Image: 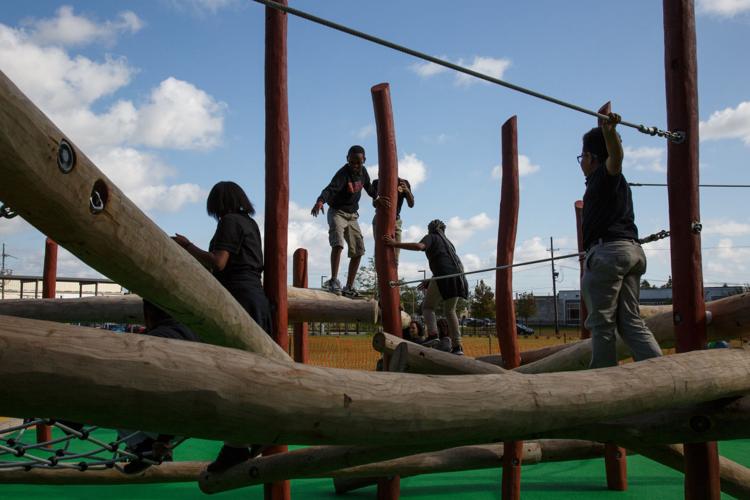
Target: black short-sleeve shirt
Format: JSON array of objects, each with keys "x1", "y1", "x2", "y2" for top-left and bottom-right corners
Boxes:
[
  {"x1": 209, "y1": 213, "x2": 264, "y2": 287},
  {"x1": 372, "y1": 178, "x2": 411, "y2": 218},
  {"x1": 419, "y1": 233, "x2": 469, "y2": 300},
  {"x1": 582, "y1": 165, "x2": 638, "y2": 250}
]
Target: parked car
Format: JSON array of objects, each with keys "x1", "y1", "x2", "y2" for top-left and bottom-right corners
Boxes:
[{"x1": 516, "y1": 323, "x2": 534, "y2": 336}]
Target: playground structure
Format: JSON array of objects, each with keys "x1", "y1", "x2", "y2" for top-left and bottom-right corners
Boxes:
[{"x1": 1, "y1": 1, "x2": 749, "y2": 500}]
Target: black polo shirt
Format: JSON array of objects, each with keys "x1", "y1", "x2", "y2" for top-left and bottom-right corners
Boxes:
[{"x1": 582, "y1": 164, "x2": 638, "y2": 251}]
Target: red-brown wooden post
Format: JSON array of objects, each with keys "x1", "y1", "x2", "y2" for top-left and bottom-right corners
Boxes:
[
  {"x1": 292, "y1": 248, "x2": 309, "y2": 363},
  {"x1": 371, "y1": 82, "x2": 401, "y2": 500},
  {"x1": 37, "y1": 237, "x2": 57, "y2": 444},
  {"x1": 593, "y1": 101, "x2": 629, "y2": 491},
  {"x1": 663, "y1": 2, "x2": 719, "y2": 498},
  {"x1": 263, "y1": 1, "x2": 290, "y2": 499},
  {"x1": 496, "y1": 116, "x2": 522, "y2": 500}
]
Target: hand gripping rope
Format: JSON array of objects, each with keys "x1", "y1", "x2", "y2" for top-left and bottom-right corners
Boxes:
[
  {"x1": 390, "y1": 230, "x2": 671, "y2": 288},
  {"x1": 253, "y1": 0, "x2": 685, "y2": 144}
]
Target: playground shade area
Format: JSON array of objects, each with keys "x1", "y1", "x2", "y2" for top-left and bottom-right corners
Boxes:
[{"x1": 1, "y1": 430, "x2": 747, "y2": 499}]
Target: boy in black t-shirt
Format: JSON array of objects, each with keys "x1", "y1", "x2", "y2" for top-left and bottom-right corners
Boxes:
[
  {"x1": 311, "y1": 145, "x2": 390, "y2": 297},
  {"x1": 578, "y1": 112, "x2": 662, "y2": 368}
]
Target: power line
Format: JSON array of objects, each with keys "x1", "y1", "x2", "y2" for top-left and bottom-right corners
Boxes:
[
  {"x1": 253, "y1": 0, "x2": 683, "y2": 143},
  {"x1": 630, "y1": 182, "x2": 750, "y2": 188}
]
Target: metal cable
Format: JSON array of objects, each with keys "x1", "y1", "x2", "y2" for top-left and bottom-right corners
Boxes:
[
  {"x1": 392, "y1": 230, "x2": 670, "y2": 287},
  {"x1": 630, "y1": 182, "x2": 750, "y2": 188},
  {"x1": 253, "y1": 0, "x2": 684, "y2": 143}
]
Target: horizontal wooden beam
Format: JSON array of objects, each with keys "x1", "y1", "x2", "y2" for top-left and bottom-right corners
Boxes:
[
  {"x1": 518, "y1": 293, "x2": 750, "y2": 373},
  {"x1": 0, "y1": 70, "x2": 287, "y2": 361},
  {"x1": 0, "y1": 461, "x2": 205, "y2": 484},
  {"x1": 3, "y1": 316, "x2": 750, "y2": 449},
  {"x1": 0, "y1": 288, "x2": 379, "y2": 325}
]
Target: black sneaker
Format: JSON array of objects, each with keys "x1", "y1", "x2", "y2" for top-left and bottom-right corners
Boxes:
[
  {"x1": 206, "y1": 445, "x2": 252, "y2": 473},
  {"x1": 451, "y1": 344, "x2": 465, "y2": 356},
  {"x1": 341, "y1": 286, "x2": 360, "y2": 298}
]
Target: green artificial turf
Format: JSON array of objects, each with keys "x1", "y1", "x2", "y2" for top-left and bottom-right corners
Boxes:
[{"x1": 1, "y1": 430, "x2": 747, "y2": 499}]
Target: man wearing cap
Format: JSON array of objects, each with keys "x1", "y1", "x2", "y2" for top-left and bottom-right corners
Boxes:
[
  {"x1": 579, "y1": 112, "x2": 662, "y2": 368},
  {"x1": 312, "y1": 145, "x2": 390, "y2": 297}
]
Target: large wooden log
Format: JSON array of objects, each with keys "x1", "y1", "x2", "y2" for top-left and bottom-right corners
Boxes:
[
  {"x1": 0, "y1": 288, "x2": 379, "y2": 325},
  {"x1": 0, "y1": 70, "x2": 287, "y2": 360},
  {"x1": 518, "y1": 293, "x2": 750, "y2": 374},
  {"x1": 330, "y1": 440, "x2": 605, "y2": 494},
  {"x1": 372, "y1": 332, "x2": 508, "y2": 375},
  {"x1": 0, "y1": 461, "x2": 206, "y2": 484},
  {"x1": 4, "y1": 316, "x2": 750, "y2": 449}
]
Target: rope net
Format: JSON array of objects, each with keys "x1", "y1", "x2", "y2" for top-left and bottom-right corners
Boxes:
[{"x1": 0, "y1": 418, "x2": 185, "y2": 472}]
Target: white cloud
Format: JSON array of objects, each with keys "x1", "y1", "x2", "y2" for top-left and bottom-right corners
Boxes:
[
  {"x1": 700, "y1": 101, "x2": 750, "y2": 145},
  {"x1": 92, "y1": 147, "x2": 204, "y2": 212},
  {"x1": 0, "y1": 17, "x2": 224, "y2": 215},
  {"x1": 623, "y1": 146, "x2": 666, "y2": 173},
  {"x1": 355, "y1": 123, "x2": 375, "y2": 139},
  {"x1": 0, "y1": 215, "x2": 32, "y2": 236},
  {"x1": 132, "y1": 77, "x2": 226, "y2": 150},
  {"x1": 703, "y1": 219, "x2": 750, "y2": 236},
  {"x1": 169, "y1": 0, "x2": 241, "y2": 14},
  {"x1": 24, "y1": 6, "x2": 143, "y2": 47},
  {"x1": 445, "y1": 213, "x2": 494, "y2": 245},
  {"x1": 410, "y1": 59, "x2": 449, "y2": 78},
  {"x1": 491, "y1": 154, "x2": 541, "y2": 179},
  {"x1": 367, "y1": 153, "x2": 428, "y2": 190},
  {"x1": 455, "y1": 56, "x2": 511, "y2": 87},
  {"x1": 697, "y1": 0, "x2": 750, "y2": 17},
  {"x1": 410, "y1": 55, "x2": 511, "y2": 87},
  {"x1": 705, "y1": 238, "x2": 750, "y2": 277}
]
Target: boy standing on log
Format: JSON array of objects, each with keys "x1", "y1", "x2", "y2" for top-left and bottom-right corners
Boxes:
[
  {"x1": 372, "y1": 176, "x2": 414, "y2": 266},
  {"x1": 311, "y1": 145, "x2": 390, "y2": 297},
  {"x1": 579, "y1": 112, "x2": 662, "y2": 368}
]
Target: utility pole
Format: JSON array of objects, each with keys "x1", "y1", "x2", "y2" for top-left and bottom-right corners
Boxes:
[
  {"x1": 1, "y1": 243, "x2": 18, "y2": 299},
  {"x1": 548, "y1": 237, "x2": 560, "y2": 339}
]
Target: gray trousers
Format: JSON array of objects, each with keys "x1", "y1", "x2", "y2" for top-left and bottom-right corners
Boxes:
[
  {"x1": 582, "y1": 240, "x2": 663, "y2": 368},
  {"x1": 423, "y1": 280, "x2": 461, "y2": 346}
]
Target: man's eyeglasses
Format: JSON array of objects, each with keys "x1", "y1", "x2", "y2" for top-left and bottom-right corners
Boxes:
[{"x1": 577, "y1": 152, "x2": 597, "y2": 165}]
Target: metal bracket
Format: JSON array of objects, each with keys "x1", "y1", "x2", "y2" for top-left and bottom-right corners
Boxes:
[
  {"x1": 57, "y1": 139, "x2": 76, "y2": 174},
  {"x1": 691, "y1": 221, "x2": 702, "y2": 234},
  {"x1": 0, "y1": 204, "x2": 18, "y2": 219}
]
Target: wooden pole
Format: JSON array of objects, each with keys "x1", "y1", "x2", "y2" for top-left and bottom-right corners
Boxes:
[
  {"x1": 371, "y1": 81, "x2": 401, "y2": 500},
  {"x1": 264, "y1": 0, "x2": 291, "y2": 497},
  {"x1": 4, "y1": 316, "x2": 750, "y2": 449},
  {"x1": 496, "y1": 116, "x2": 522, "y2": 500},
  {"x1": 293, "y1": 248, "x2": 309, "y2": 363},
  {"x1": 663, "y1": 2, "x2": 718, "y2": 497},
  {"x1": 0, "y1": 69, "x2": 288, "y2": 360},
  {"x1": 37, "y1": 237, "x2": 58, "y2": 444},
  {"x1": 0, "y1": 289, "x2": 379, "y2": 325}
]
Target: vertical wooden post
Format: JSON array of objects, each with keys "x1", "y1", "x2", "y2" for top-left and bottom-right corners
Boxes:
[
  {"x1": 292, "y1": 248, "x2": 309, "y2": 363},
  {"x1": 663, "y1": 1, "x2": 719, "y2": 498},
  {"x1": 37, "y1": 237, "x2": 57, "y2": 444},
  {"x1": 264, "y1": 1, "x2": 290, "y2": 499},
  {"x1": 371, "y1": 82, "x2": 401, "y2": 500},
  {"x1": 496, "y1": 116, "x2": 522, "y2": 500}
]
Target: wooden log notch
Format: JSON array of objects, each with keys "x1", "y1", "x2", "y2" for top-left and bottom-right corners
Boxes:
[
  {"x1": 371, "y1": 81, "x2": 401, "y2": 500},
  {"x1": 37, "y1": 237, "x2": 58, "y2": 445},
  {"x1": 496, "y1": 115, "x2": 522, "y2": 500},
  {"x1": 293, "y1": 248, "x2": 309, "y2": 363},
  {"x1": 663, "y1": 1, "x2": 719, "y2": 498},
  {"x1": 264, "y1": 0, "x2": 291, "y2": 497},
  {"x1": 0, "y1": 69, "x2": 288, "y2": 360}
]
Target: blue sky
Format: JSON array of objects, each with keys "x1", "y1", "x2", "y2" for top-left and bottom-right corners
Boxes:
[{"x1": 1, "y1": 0, "x2": 750, "y2": 296}]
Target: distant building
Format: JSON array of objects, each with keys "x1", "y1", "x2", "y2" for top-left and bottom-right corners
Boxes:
[
  {"x1": 0, "y1": 274, "x2": 123, "y2": 299},
  {"x1": 521, "y1": 285, "x2": 747, "y2": 327}
]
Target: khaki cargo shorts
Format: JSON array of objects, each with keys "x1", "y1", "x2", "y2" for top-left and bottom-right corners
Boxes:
[{"x1": 328, "y1": 209, "x2": 365, "y2": 258}]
